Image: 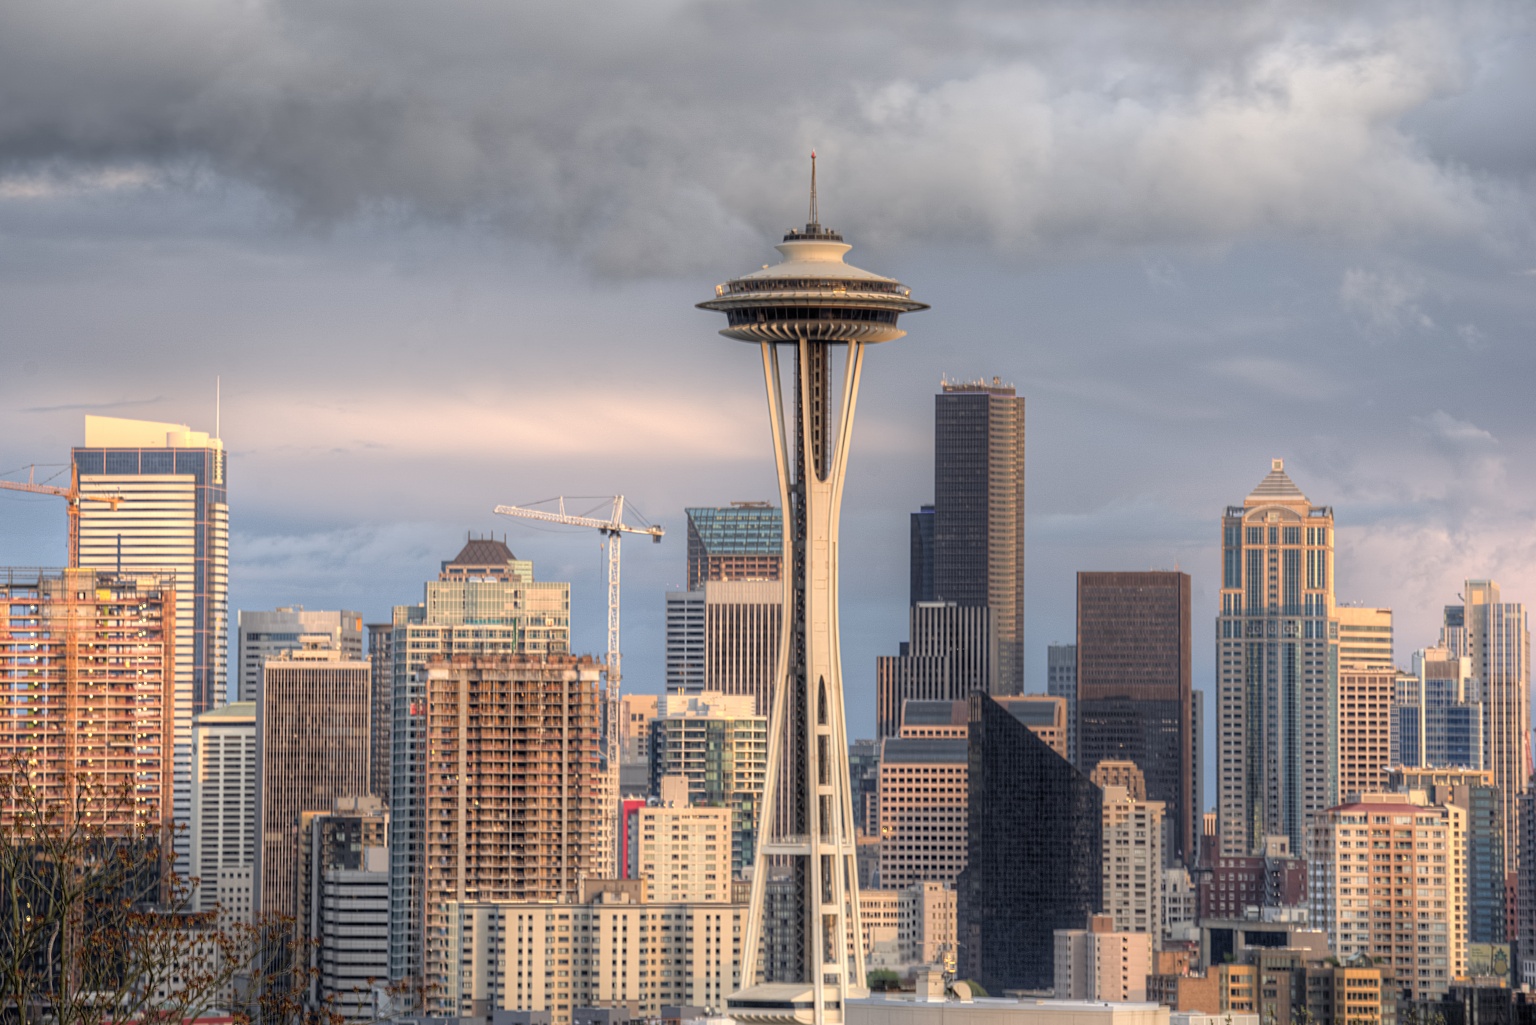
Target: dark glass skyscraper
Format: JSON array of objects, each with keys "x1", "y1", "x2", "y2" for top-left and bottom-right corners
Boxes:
[
  {"x1": 933, "y1": 379, "x2": 1025, "y2": 693},
  {"x1": 1076, "y1": 570, "x2": 1194, "y2": 866},
  {"x1": 909, "y1": 504, "x2": 934, "y2": 604},
  {"x1": 958, "y1": 693, "x2": 1101, "y2": 994}
]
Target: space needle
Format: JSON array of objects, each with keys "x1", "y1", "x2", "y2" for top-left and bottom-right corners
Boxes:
[{"x1": 698, "y1": 155, "x2": 927, "y2": 1025}]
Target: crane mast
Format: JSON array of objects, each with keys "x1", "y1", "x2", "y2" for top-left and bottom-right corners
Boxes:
[
  {"x1": 0, "y1": 465, "x2": 122, "y2": 568},
  {"x1": 493, "y1": 495, "x2": 664, "y2": 875}
]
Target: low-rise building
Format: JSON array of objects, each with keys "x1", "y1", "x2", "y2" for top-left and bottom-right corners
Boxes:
[{"x1": 1054, "y1": 914, "x2": 1154, "y2": 1003}]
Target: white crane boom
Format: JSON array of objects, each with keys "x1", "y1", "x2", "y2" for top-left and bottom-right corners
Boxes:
[{"x1": 493, "y1": 496, "x2": 663, "y2": 877}]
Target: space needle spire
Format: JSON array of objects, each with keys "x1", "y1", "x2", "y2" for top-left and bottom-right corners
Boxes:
[{"x1": 699, "y1": 157, "x2": 928, "y2": 1025}]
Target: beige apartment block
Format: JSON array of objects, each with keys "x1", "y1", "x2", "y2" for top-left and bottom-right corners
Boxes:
[
  {"x1": 1100, "y1": 782, "x2": 1165, "y2": 942},
  {"x1": 877, "y1": 735, "x2": 968, "y2": 888},
  {"x1": 632, "y1": 780, "x2": 732, "y2": 903},
  {"x1": 1054, "y1": 914, "x2": 1154, "y2": 1003},
  {"x1": 856, "y1": 881, "x2": 957, "y2": 970},
  {"x1": 437, "y1": 880, "x2": 745, "y2": 1024},
  {"x1": 1307, "y1": 792, "x2": 1466, "y2": 1000},
  {"x1": 421, "y1": 654, "x2": 604, "y2": 1008},
  {"x1": 1336, "y1": 606, "x2": 1395, "y2": 800}
]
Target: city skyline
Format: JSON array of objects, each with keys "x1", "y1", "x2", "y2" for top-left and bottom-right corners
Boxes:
[{"x1": 2, "y1": 4, "x2": 1535, "y2": 750}]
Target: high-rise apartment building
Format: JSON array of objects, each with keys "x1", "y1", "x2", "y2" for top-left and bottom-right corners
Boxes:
[
  {"x1": 1392, "y1": 647, "x2": 1482, "y2": 770},
  {"x1": 932, "y1": 379, "x2": 1025, "y2": 694},
  {"x1": 72, "y1": 415, "x2": 228, "y2": 869},
  {"x1": 1217, "y1": 460, "x2": 1336, "y2": 857},
  {"x1": 1094, "y1": 762, "x2": 1164, "y2": 941},
  {"x1": 0, "y1": 567, "x2": 175, "y2": 831},
  {"x1": 255, "y1": 643, "x2": 371, "y2": 922},
  {"x1": 1442, "y1": 581, "x2": 1529, "y2": 871},
  {"x1": 959, "y1": 693, "x2": 1101, "y2": 994},
  {"x1": 875, "y1": 603, "x2": 997, "y2": 739},
  {"x1": 1047, "y1": 643, "x2": 1078, "y2": 766},
  {"x1": 684, "y1": 503, "x2": 782, "y2": 591},
  {"x1": 630, "y1": 783, "x2": 733, "y2": 903},
  {"x1": 420, "y1": 654, "x2": 604, "y2": 1005},
  {"x1": 1309, "y1": 792, "x2": 1466, "y2": 1001},
  {"x1": 647, "y1": 692, "x2": 766, "y2": 876},
  {"x1": 301, "y1": 796, "x2": 389, "y2": 1022},
  {"x1": 190, "y1": 700, "x2": 256, "y2": 916},
  {"x1": 1386, "y1": 767, "x2": 1504, "y2": 945},
  {"x1": 1076, "y1": 570, "x2": 1193, "y2": 866},
  {"x1": 365, "y1": 622, "x2": 393, "y2": 803},
  {"x1": 387, "y1": 537, "x2": 570, "y2": 991},
  {"x1": 878, "y1": 733, "x2": 968, "y2": 889},
  {"x1": 1334, "y1": 607, "x2": 1395, "y2": 800},
  {"x1": 236, "y1": 607, "x2": 363, "y2": 704}
]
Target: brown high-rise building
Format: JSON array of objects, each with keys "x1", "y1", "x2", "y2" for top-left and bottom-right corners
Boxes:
[
  {"x1": 255, "y1": 643, "x2": 371, "y2": 922},
  {"x1": 1076, "y1": 570, "x2": 1193, "y2": 867},
  {"x1": 0, "y1": 567, "x2": 175, "y2": 831},
  {"x1": 421, "y1": 654, "x2": 604, "y2": 1010},
  {"x1": 933, "y1": 379, "x2": 1025, "y2": 694}
]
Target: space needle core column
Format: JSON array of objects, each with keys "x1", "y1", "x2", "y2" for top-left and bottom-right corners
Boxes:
[{"x1": 698, "y1": 156, "x2": 927, "y2": 1025}]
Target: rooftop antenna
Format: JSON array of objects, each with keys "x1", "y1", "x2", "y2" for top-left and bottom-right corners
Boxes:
[
  {"x1": 808, "y1": 150, "x2": 818, "y2": 230},
  {"x1": 215, "y1": 376, "x2": 221, "y2": 439}
]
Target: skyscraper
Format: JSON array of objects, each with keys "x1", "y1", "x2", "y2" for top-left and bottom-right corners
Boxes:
[
  {"x1": 1047, "y1": 643, "x2": 1078, "y2": 766},
  {"x1": 909, "y1": 505, "x2": 934, "y2": 605},
  {"x1": 190, "y1": 700, "x2": 256, "y2": 917},
  {"x1": 958, "y1": 693, "x2": 1101, "y2": 994},
  {"x1": 72, "y1": 415, "x2": 228, "y2": 867},
  {"x1": 932, "y1": 379, "x2": 1025, "y2": 694},
  {"x1": 1216, "y1": 460, "x2": 1336, "y2": 857},
  {"x1": 1443, "y1": 580, "x2": 1529, "y2": 872},
  {"x1": 875, "y1": 603, "x2": 997, "y2": 739},
  {"x1": 666, "y1": 580, "x2": 783, "y2": 713},
  {"x1": 386, "y1": 537, "x2": 570, "y2": 992},
  {"x1": 1392, "y1": 645, "x2": 1482, "y2": 770},
  {"x1": 255, "y1": 642, "x2": 371, "y2": 922},
  {"x1": 0, "y1": 567, "x2": 175, "y2": 831},
  {"x1": 1334, "y1": 606, "x2": 1394, "y2": 800},
  {"x1": 1076, "y1": 571, "x2": 1194, "y2": 866},
  {"x1": 236, "y1": 607, "x2": 363, "y2": 704},
  {"x1": 301, "y1": 796, "x2": 389, "y2": 1023},
  {"x1": 698, "y1": 164, "x2": 927, "y2": 1023},
  {"x1": 685, "y1": 503, "x2": 782, "y2": 590}
]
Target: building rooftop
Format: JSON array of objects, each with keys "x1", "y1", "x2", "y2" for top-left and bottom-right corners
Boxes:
[
  {"x1": 195, "y1": 701, "x2": 256, "y2": 722},
  {"x1": 880, "y1": 737, "x2": 968, "y2": 764},
  {"x1": 996, "y1": 695, "x2": 1064, "y2": 727},
  {"x1": 900, "y1": 699, "x2": 967, "y2": 726},
  {"x1": 1245, "y1": 459, "x2": 1308, "y2": 504},
  {"x1": 685, "y1": 505, "x2": 782, "y2": 556},
  {"x1": 445, "y1": 537, "x2": 518, "y2": 567}
]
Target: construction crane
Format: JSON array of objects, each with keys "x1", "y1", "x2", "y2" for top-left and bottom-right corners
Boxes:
[
  {"x1": 0, "y1": 465, "x2": 122, "y2": 568},
  {"x1": 493, "y1": 494, "x2": 662, "y2": 740}
]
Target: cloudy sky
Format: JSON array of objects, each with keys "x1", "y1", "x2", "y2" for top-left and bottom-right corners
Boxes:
[{"x1": 2, "y1": 0, "x2": 1534, "y2": 760}]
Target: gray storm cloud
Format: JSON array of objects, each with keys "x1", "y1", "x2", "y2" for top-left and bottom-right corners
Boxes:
[{"x1": 0, "y1": 0, "x2": 1527, "y2": 274}]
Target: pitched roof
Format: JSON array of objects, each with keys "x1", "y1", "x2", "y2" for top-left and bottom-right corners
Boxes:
[
  {"x1": 447, "y1": 537, "x2": 517, "y2": 566},
  {"x1": 1247, "y1": 459, "x2": 1308, "y2": 504}
]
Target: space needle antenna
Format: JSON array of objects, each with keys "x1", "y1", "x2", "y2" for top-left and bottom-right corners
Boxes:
[{"x1": 808, "y1": 150, "x2": 818, "y2": 230}]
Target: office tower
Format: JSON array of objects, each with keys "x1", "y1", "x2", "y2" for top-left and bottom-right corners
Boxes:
[
  {"x1": 648, "y1": 692, "x2": 767, "y2": 877},
  {"x1": 631, "y1": 779, "x2": 733, "y2": 902},
  {"x1": 1443, "y1": 581, "x2": 1529, "y2": 871},
  {"x1": 665, "y1": 590, "x2": 706, "y2": 693},
  {"x1": 1193, "y1": 834, "x2": 1308, "y2": 921},
  {"x1": 932, "y1": 378, "x2": 1026, "y2": 695},
  {"x1": 1190, "y1": 688, "x2": 1203, "y2": 860},
  {"x1": 667, "y1": 580, "x2": 782, "y2": 714},
  {"x1": 1334, "y1": 606, "x2": 1394, "y2": 800},
  {"x1": 993, "y1": 695, "x2": 1070, "y2": 758},
  {"x1": 365, "y1": 623, "x2": 393, "y2": 803},
  {"x1": 302, "y1": 796, "x2": 389, "y2": 1022},
  {"x1": 848, "y1": 739, "x2": 880, "y2": 837},
  {"x1": 255, "y1": 643, "x2": 371, "y2": 922},
  {"x1": 1097, "y1": 776, "x2": 1165, "y2": 941},
  {"x1": 1519, "y1": 788, "x2": 1536, "y2": 987},
  {"x1": 420, "y1": 654, "x2": 603, "y2": 1004},
  {"x1": 236, "y1": 607, "x2": 363, "y2": 704},
  {"x1": 190, "y1": 700, "x2": 256, "y2": 917},
  {"x1": 387, "y1": 537, "x2": 570, "y2": 992},
  {"x1": 1392, "y1": 647, "x2": 1482, "y2": 769},
  {"x1": 698, "y1": 171, "x2": 927, "y2": 1023},
  {"x1": 620, "y1": 693, "x2": 659, "y2": 794},
  {"x1": 875, "y1": 603, "x2": 997, "y2": 739},
  {"x1": 877, "y1": 731, "x2": 968, "y2": 889},
  {"x1": 958, "y1": 693, "x2": 1102, "y2": 994},
  {"x1": 0, "y1": 567, "x2": 175, "y2": 830},
  {"x1": 1387, "y1": 767, "x2": 1503, "y2": 946},
  {"x1": 72, "y1": 415, "x2": 228, "y2": 869},
  {"x1": 1047, "y1": 643, "x2": 1077, "y2": 766},
  {"x1": 909, "y1": 505, "x2": 934, "y2": 605},
  {"x1": 1308, "y1": 792, "x2": 1466, "y2": 1001},
  {"x1": 438, "y1": 880, "x2": 747, "y2": 1025},
  {"x1": 1076, "y1": 570, "x2": 1194, "y2": 866},
  {"x1": 1053, "y1": 915, "x2": 1153, "y2": 1002},
  {"x1": 685, "y1": 503, "x2": 782, "y2": 591},
  {"x1": 1217, "y1": 460, "x2": 1336, "y2": 857}
]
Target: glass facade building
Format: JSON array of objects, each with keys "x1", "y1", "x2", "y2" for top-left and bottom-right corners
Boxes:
[
  {"x1": 958, "y1": 693, "x2": 1101, "y2": 994},
  {"x1": 684, "y1": 503, "x2": 782, "y2": 591}
]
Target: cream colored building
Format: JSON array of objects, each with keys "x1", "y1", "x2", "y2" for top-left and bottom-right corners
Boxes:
[
  {"x1": 1100, "y1": 784, "x2": 1164, "y2": 943},
  {"x1": 1335, "y1": 606, "x2": 1395, "y2": 800},
  {"x1": 857, "y1": 882, "x2": 957, "y2": 970},
  {"x1": 851, "y1": 995, "x2": 1167, "y2": 1025},
  {"x1": 877, "y1": 737, "x2": 968, "y2": 888},
  {"x1": 1307, "y1": 791, "x2": 1466, "y2": 1000},
  {"x1": 1054, "y1": 915, "x2": 1154, "y2": 1003},
  {"x1": 190, "y1": 701, "x2": 256, "y2": 917},
  {"x1": 631, "y1": 778, "x2": 732, "y2": 903},
  {"x1": 437, "y1": 880, "x2": 745, "y2": 1025}
]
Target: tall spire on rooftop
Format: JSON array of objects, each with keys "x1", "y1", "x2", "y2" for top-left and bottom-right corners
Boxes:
[{"x1": 808, "y1": 150, "x2": 818, "y2": 229}]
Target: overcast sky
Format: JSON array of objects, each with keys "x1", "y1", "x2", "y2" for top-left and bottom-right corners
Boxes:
[{"x1": 2, "y1": 1, "x2": 1534, "y2": 772}]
